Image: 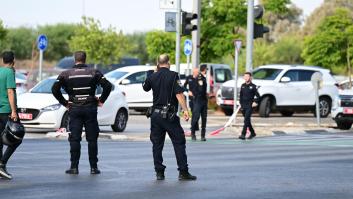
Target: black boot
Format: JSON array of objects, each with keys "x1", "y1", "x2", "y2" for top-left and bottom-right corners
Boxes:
[
  {"x1": 191, "y1": 132, "x2": 196, "y2": 141},
  {"x1": 247, "y1": 133, "x2": 256, "y2": 139},
  {"x1": 238, "y1": 135, "x2": 246, "y2": 140},
  {"x1": 179, "y1": 170, "x2": 197, "y2": 181},
  {"x1": 201, "y1": 129, "x2": 206, "y2": 142},
  {"x1": 91, "y1": 168, "x2": 101, "y2": 175},
  {"x1": 65, "y1": 164, "x2": 79, "y2": 175},
  {"x1": 0, "y1": 163, "x2": 12, "y2": 180},
  {"x1": 156, "y1": 171, "x2": 165, "y2": 180}
]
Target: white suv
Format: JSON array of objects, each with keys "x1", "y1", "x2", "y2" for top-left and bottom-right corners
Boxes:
[
  {"x1": 331, "y1": 89, "x2": 353, "y2": 129},
  {"x1": 217, "y1": 65, "x2": 339, "y2": 117}
]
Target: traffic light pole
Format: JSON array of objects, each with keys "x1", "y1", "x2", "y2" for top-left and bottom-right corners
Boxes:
[
  {"x1": 176, "y1": 0, "x2": 181, "y2": 74},
  {"x1": 192, "y1": 0, "x2": 201, "y2": 69},
  {"x1": 245, "y1": 0, "x2": 254, "y2": 72}
]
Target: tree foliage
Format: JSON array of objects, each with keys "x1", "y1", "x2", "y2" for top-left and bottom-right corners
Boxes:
[
  {"x1": 4, "y1": 27, "x2": 36, "y2": 59},
  {"x1": 0, "y1": 20, "x2": 8, "y2": 50},
  {"x1": 302, "y1": 8, "x2": 353, "y2": 74},
  {"x1": 126, "y1": 32, "x2": 150, "y2": 64},
  {"x1": 69, "y1": 17, "x2": 129, "y2": 65}
]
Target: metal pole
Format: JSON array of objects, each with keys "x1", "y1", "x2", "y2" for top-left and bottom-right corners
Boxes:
[
  {"x1": 186, "y1": 55, "x2": 190, "y2": 109},
  {"x1": 245, "y1": 0, "x2": 254, "y2": 72},
  {"x1": 192, "y1": 0, "x2": 201, "y2": 69},
  {"x1": 315, "y1": 81, "x2": 320, "y2": 126},
  {"x1": 176, "y1": 0, "x2": 181, "y2": 74},
  {"x1": 234, "y1": 45, "x2": 239, "y2": 124},
  {"x1": 39, "y1": 50, "x2": 43, "y2": 82}
]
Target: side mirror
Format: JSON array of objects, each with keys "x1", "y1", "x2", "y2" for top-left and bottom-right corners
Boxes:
[
  {"x1": 120, "y1": 79, "x2": 131, "y2": 85},
  {"x1": 281, "y1": 77, "x2": 291, "y2": 83}
]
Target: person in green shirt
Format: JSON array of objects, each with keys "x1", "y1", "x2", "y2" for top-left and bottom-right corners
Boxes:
[{"x1": 0, "y1": 51, "x2": 21, "y2": 180}]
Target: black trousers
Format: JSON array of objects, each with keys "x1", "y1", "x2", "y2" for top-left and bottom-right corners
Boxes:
[
  {"x1": 0, "y1": 113, "x2": 21, "y2": 165},
  {"x1": 241, "y1": 107, "x2": 255, "y2": 136},
  {"x1": 150, "y1": 112, "x2": 188, "y2": 172},
  {"x1": 191, "y1": 99, "x2": 207, "y2": 136},
  {"x1": 68, "y1": 106, "x2": 100, "y2": 168}
]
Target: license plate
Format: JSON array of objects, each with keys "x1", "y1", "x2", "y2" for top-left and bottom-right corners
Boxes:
[
  {"x1": 19, "y1": 113, "x2": 33, "y2": 120},
  {"x1": 343, "y1": 108, "x2": 353, "y2": 114},
  {"x1": 224, "y1": 100, "x2": 234, "y2": 105}
]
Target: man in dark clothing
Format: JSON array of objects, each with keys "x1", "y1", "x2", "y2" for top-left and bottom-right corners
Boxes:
[
  {"x1": 190, "y1": 65, "x2": 208, "y2": 141},
  {"x1": 52, "y1": 51, "x2": 112, "y2": 175},
  {"x1": 143, "y1": 54, "x2": 196, "y2": 181},
  {"x1": 239, "y1": 72, "x2": 260, "y2": 140},
  {"x1": 0, "y1": 51, "x2": 21, "y2": 180},
  {"x1": 183, "y1": 68, "x2": 199, "y2": 131}
]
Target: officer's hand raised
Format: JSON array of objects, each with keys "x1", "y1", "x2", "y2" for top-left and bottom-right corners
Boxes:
[{"x1": 183, "y1": 110, "x2": 190, "y2": 121}]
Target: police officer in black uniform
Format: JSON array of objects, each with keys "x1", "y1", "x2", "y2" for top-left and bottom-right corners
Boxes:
[
  {"x1": 52, "y1": 51, "x2": 112, "y2": 174},
  {"x1": 190, "y1": 64, "x2": 208, "y2": 141},
  {"x1": 183, "y1": 68, "x2": 199, "y2": 131},
  {"x1": 143, "y1": 54, "x2": 196, "y2": 181},
  {"x1": 239, "y1": 72, "x2": 260, "y2": 140}
]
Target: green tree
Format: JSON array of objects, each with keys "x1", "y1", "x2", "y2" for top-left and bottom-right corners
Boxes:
[
  {"x1": 3, "y1": 27, "x2": 36, "y2": 60},
  {"x1": 0, "y1": 20, "x2": 8, "y2": 50},
  {"x1": 126, "y1": 32, "x2": 150, "y2": 64},
  {"x1": 69, "y1": 17, "x2": 128, "y2": 65},
  {"x1": 302, "y1": 8, "x2": 353, "y2": 74},
  {"x1": 38, "y1": 23, "x2": 78, "y2": 61},
  {"x1": 145, "y1": 31, "x2": 188, "y2": 64}
]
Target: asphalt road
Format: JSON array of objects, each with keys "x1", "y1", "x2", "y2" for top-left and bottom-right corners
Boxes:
[{"x1": 1, "y1": 132, "x2": 353, "y2": 199}]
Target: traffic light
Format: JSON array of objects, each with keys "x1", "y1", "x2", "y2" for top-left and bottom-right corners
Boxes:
[
  {"x1": 254, "y1": 23, "x2": 269, "y2": 39},
  {"x1": 253, "y1": 5, "x2": 269, "y2": 39},
  {"x1": 182, "y1": 12, "x2": 197, "y2": 36}
]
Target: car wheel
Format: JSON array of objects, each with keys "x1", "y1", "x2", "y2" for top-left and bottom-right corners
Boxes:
[
  {"x1": 60, "y1": 112, "x2": 70, "y2": 130},
  {"x1": 318, "y1": 97, "x2": 331, "y2": 118},
  {"x1": 280, "y1": 110, "x2": 294, "y2": 117},
  {"x1": 336, "y1": 121, "x2": 352, "y2": 130},
  {"x1": 222, "y1": 108, "x2": 233, "y2": 116},
  {"x1": 111, "y1": 109, "x2": 128, "y2": 132},
  {"x1": 259, "y1": 96, "x2": 271, "y2": 117}
]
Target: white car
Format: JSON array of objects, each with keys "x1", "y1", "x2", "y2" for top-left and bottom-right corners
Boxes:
[
  {"x1": 15, "y1": 72, "x2": 28, "y2": 95},
  {"x1": 331, "y1": 89, "x2": 353, "y2": 129},
  {"x1": 105, "y1": 65, "x2": 155, "y2": 111},
  {"x1": 217, "y1": 65, "x2": 339, "y2": 117},
  {"x1": 17, "y1": 76, "x2": 129, "y2": 132}
]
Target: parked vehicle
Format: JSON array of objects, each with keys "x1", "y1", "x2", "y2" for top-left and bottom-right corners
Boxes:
[
  {"x1": 217, "y1": 65, "x2": 338, "y2": 117},
  {"x1": 105, "y1": 65, "x2": 155, "y2": 111},
  {"x1": 15, "y1": 72, "x2": 28, "y2": 95},
  {"x1": 17, "y1": 76, "x2": 129, "y2": 132},
  {"x1": 332, "y1": 89, "x2": 353, "y2": 129},
  {"x1": 171, "y1": 63, "x2": 232, "y2": 97}
]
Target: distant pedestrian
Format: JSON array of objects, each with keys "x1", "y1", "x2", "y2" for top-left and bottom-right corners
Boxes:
[
  {"x1": 239, "y1": 72, "x2": 260, "y2": 140},
  {"x1": 184, "y1": 68, "x2": 199, "y2": 131}
]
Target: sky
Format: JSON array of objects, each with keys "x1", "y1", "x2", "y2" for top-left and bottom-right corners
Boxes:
[{"x1": 0, "y1": 0, "x2": 323, "y2": 34}]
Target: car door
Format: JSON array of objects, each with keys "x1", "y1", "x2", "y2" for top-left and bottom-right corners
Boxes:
[
  {"x1": 120, "y1": 71, "x2": 152, "y2": 106},
  {"x1": 297, "y1": 70, "x2": 316, "y2": 105},
  {"x1": 275, "y1": 70, "x2": 301, "y2": 106},
  {"x1": 97, "y1": 86, "x2": 117, "y2": 125}
]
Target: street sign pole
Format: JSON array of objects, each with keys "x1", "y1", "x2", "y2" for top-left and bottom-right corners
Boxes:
[
  {"x1": 311, "y1": 72, "x2": 323, "y2": 127},
  {"x1": 234, "y1": 40, "x2": 242, "y2": 125},
  {"x1": 184, "y1": 39, "x2": 193, "y2": 110},
  {"x1": 186, "y1": 54, "x2": 190, "y2": 109},
  {"x1": 39, "y1": 50, "x2": 43, "y2": 82},
  {"x1": 315, "y1": 81, "x2": 320, "y2": 126},
  {"x1": 37, "y1": 34, "x2": 48, "y2": 82},
  {"x1": 176, "y1": 0, "x2": 181, "y2": 74},
  {"x1": 245, "y1": 0, "x2": 254, "y2": 72}
]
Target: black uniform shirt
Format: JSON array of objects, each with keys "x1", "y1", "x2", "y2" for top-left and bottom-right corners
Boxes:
[
  {"x1": 52, "y1": 64, "x2": 112, "y2": 107},
  {"x1": 191, "y1": 73, "x2": 207, "y2": 101},
  {"x1": 239, "y1": 82, "x2": 260, "y2": 108},
  {"x1": 183, "y1": 75, "x2": 196, "y2": 92},
  {"x1": 142, "y1": 67, "x2": 184, "y2": 108}
]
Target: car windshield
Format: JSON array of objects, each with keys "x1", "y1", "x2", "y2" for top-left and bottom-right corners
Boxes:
[
  {"x1": 253, "y1": 68, "x2": 282, "y2": 80},
  {"x1": 16, "y1": 72, "x2": 27, "y2": 80},
  {"x1": 105, "y1": 71, "x2": 128, "y2": 80},
  {"x1": 31, "y1": 78, "x2": 66, "y2": 94}
]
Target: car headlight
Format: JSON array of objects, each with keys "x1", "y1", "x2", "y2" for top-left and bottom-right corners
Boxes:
[{"x1": 41, "y1": 104, "x2": 62, "y2": 111}]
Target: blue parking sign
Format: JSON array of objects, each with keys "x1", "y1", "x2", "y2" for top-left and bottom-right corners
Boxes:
[
  {"x1": 37, "y1": 35, "x2": 48, "y2": 51},
  {"x1": 184, "y1": 39, "x2": 192, "y2": 56}
]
